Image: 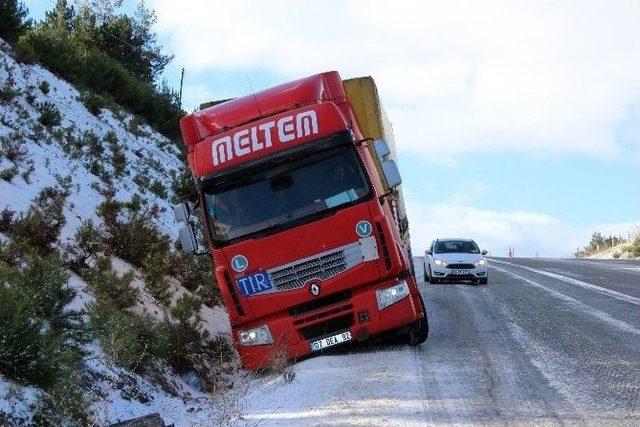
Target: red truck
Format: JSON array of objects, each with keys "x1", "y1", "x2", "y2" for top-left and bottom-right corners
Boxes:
[{"x1": 174, "y1": 72, "x2": 428, "y2": 370}]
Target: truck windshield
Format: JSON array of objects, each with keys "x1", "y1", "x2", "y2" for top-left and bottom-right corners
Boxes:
[
  {"x1": 203, "y1": 144, "x2": 371, "y2": 245},
  {"x1": 434, "y1": 240, "x2": 480, "y2": 254}
]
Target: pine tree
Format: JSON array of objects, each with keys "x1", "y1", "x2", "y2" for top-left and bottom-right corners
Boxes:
[{"x1": 0, "y1": 0, "x2": 31, "y2": 42}]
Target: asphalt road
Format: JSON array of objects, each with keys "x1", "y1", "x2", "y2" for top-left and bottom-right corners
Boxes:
[
  {"x1": 239, "y1": 258, "x2": 640, "y2": 425},
  {"x1": 410, "y1": 257, "x2": 640, "y2": 425}
]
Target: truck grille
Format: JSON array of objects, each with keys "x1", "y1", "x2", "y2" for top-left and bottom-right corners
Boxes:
[
  {"x1": 446, "y1": 263, "x2": 475, "y2": 269},
  {"x1": 267, "y1": 242, "x2": 366, "y2": 292}
]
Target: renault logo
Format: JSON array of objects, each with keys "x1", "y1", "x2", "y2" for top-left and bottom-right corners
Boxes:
[{"x1": 309, "y1": 282, "x2": 321, "y2": 296}]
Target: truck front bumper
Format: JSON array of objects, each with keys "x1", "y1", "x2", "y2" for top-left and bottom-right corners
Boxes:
[{"x1": 233, "y1": 278, "x2": 423, "y2": 370}]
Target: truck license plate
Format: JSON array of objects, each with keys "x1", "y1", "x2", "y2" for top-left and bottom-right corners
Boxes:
[
  {"x1": 452, "y1": 269, "x2": 470, "y2": 275},
  {"x1": 310, "y1": 331, "x2": 352, "y2": 352}
]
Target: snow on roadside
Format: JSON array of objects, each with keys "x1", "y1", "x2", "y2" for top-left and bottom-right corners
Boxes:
[{"x1": 233, "y1": 347, "x2": 426, "y2": 426}]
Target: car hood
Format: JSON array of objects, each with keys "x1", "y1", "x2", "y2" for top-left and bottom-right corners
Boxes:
[{"x1": 433, "y1": 252, "x2": 483, "y2": 264}]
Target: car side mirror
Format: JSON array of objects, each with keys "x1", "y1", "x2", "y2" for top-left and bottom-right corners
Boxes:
[
  {"x1": 481, "y1": 249, "x2": 488, "y2": 255},
  {"x1": 381, "y1": 160, "x2": 402, "y2": 189}
]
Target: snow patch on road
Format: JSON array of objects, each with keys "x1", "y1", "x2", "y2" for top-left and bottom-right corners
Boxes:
[{"x1": 235, "y1": 347, "x2": 429, "y2": 426}]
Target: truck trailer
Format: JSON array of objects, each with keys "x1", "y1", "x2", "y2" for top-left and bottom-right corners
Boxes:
[{"x1": 175, "y1": 72, "x2": 428, "y2": 370}]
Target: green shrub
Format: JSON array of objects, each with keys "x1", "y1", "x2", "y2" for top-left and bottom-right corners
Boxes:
[
  {"x1": 20, "y1": 162, "x2": 34, "y2": 183},
  {"x1": 97, "y1": 197, "x2": 171, "y2": 268},
  {"x1": 105, "y1": 131, "x2": 126, "y2": 177},
  {"x1": 84, "y1": 257, "x2": 138, "y2": 310},
  {"x1": 133, "y1": 170, "x2": 151, "y2": 189},
  {"x1": 11, "y1": 186, "x2": 68, "y2": 256},
  {"x1": 88, "y1": 299, "x2": 168, "y2": 372},
  {"x1": 149, "y1": 179, "x2": 167, "y2": 198},
  {"x1": 0, "y1": 165, "x2": 18, "y2": 181},
  {"x1": 164, "y1": 294, "x2": 206, "y2": 373},
  {"x1": 38, "y1": 80, "x2": 50, "y2": 94},
  {"x1": 10, "y1": 188, "x2": 65, "y2": 252},
  {"x1": 64, "y1": 219, "x2": 104, "y2": 271},
  {"x1": 0, "y1": 81, "x2": 20, "y2": 103},
  {"x1": 1, "y1": 134, "x2": 28, "y2": 163},
  {"x1": 168, "y1": 252, "x2": 220, "y2": 306},
  {"x1": 170, "y1": 166, "x2": 196, "y2": 203},
  {"x1": 36, "y1": 101, "x2": 61, "y2": 127},
  {"x1": 624, "y1": 236, "x2": 640, "y2": 258},
  {"x1": 141, "y1": 251, "x2": 171, "y2": 304},
  {"x1": 612, "y1": 251, "x2": 621, "y2": 259},
  {"x1": 32, "y1": 369, "x2": 88, "y2": 426},
  {"x1": 78, "y1": 91, "x2": 106, "y2": 116},
  {"x1": 0, "y1": 253, "x2": 80, "y2": 389}
]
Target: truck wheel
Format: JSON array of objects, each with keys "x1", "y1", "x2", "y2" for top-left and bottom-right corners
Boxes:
[{"x1": 407, "y1": 294, "x2": 429, "y2": 345}]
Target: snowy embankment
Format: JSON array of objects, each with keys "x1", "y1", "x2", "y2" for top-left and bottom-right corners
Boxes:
[
  {"x1": 0, "y1": 39, "x2": 180, "y2": 242},
  {"x1": 0, "y1": 37, "x2": 239, "y2": 425}
]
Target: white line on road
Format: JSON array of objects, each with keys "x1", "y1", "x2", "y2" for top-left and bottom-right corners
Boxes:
[
  {"x1": 491, "y1": 259, "x2": 640, "y2": 307},
  {"x1": 492, "y1": 265, "x2": 640, "y2": 335}
]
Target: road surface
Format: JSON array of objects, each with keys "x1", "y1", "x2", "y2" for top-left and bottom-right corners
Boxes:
[{"x1": 237, "y1": 258, "x2": 640, "y2": 426}]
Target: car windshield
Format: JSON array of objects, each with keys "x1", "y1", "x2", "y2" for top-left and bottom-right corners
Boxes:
[
  {"x1": 434, "y1": 240, "x2": 480, "y2": 254},
  {"x1": 203, "y1": 144, "x2": 370, "y2": 245}
]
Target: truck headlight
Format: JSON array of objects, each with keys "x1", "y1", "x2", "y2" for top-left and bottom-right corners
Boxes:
[
  {"x1": 434, "y1": 259, "x2": 447, "y2": 266},
  {"x1": 376, "y1": 281, "x2": 410, "y2": 310},
  {"x1": 238, "y1": 325, "x2": 273, "y2": 346},
  {"x1": 475, "y1": 259, "x2": 486, "y2": 266}
]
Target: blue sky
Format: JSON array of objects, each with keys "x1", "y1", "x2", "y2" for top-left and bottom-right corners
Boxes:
[{"x1": 25, "y1": 1, "x2": 640, "y2": 256}]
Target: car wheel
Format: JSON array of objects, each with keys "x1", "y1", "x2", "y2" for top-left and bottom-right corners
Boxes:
[
  {"x1": 479, "y1": 277, "x2": 488, "y2": 285},
  {"x1": 407, "y1": 294, "x2": 429, "y2": 345},
  {"x1": 423, "y1": 265, "x2": 430, "y2": 283}
]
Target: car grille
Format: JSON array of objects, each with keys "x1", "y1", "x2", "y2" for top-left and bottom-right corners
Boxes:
[
  {"x1": 446, "y1": 263, "x2": 475, "y2": 269},
  {"x1": 268, "y1": 242, "x2": 363, "y2": 292}
]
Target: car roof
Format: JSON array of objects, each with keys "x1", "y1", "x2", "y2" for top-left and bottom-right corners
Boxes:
[{"x1": 435, "y1": 238, "x2": 475, "y2": 242}]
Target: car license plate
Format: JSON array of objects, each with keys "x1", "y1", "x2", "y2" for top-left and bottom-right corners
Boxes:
[
  {"x1": 310, "y1": 331, "x2": 352, "y2": 352},
  {"x1": 451, "y1": 269, "x2": 470, "y2": 275}
]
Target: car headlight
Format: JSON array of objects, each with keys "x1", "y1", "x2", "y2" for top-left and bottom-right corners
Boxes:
[
  {"x1": 434, "y1": 259, "x2": 447, "y2": 266},
  {"x1": 238, "y1": 325, "x2": 273, "y2": 346},
  {"x1": 475, "y1": 259, "x2": 486, "y2": 266},
  {"x1": 376, "y1": 281, "x2": 410, "y2": 310}
]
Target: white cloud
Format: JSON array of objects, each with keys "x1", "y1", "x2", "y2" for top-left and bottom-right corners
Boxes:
[
  {"x1": 405, "y1": 193, "x2": 639, "y2": 257},
  {"x1": 152, "y1": 0, "x2": 640, "y2": 159}
]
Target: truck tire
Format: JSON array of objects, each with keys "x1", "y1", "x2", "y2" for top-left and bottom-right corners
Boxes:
[{"x1": 407, "y1": 294, "x2": 429, "y2": 345}]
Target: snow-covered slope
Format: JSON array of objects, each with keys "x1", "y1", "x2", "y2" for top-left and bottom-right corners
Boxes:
[
  {"x1": 0, "y1": 37, "x2": 180, "y2": 241},
  {"x1": 0, "y1": 37, "x2": 239, "y2": 425}
]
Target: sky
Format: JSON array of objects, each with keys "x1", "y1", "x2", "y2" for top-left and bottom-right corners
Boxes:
[{"x1": 25, "y1": 0, "x2": 640, "y2": 257}]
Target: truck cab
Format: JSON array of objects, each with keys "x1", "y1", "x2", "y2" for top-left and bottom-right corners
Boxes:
[{"x1": 176, "y1": 71, "x2": 428, "y2": 369}]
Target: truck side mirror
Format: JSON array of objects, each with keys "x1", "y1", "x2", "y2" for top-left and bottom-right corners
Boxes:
[
  {"x1": 373, "y1": 139, "x2": 391, "y2": 160},
  {"x1": 381, "y1": 160, "x2": 402, "y2": 189},
  {"x1": 178, "y1": 225, "x2": 198, "y2": 253},
  {"x1": 481, "y1": 249, "x2": 488, "y2": 255},
  {"x1": 173, "y1": 202, "x2": 191, "y2": 223}
]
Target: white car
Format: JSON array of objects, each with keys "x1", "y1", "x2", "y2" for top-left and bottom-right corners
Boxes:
[{"x1": 423, "y1": 238, "x2": 488, "y2": 285}]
